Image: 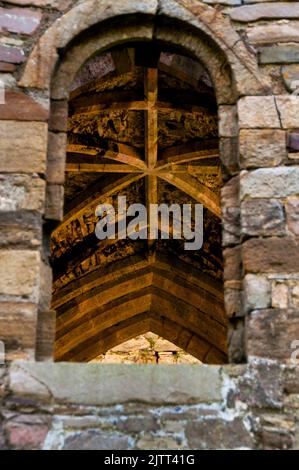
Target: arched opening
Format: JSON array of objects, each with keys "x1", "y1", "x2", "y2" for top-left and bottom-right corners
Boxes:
[{"x1": 50, "y1": 42, "x2": 227, "y2": 364}]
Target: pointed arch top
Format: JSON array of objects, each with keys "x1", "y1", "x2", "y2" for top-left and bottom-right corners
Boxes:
[{"x1": 19, "y1": 0, "x2": 270, "y2": 104}]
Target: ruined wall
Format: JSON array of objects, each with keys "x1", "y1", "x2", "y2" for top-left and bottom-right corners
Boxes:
[{"x1": 0, "y1": 0, "x2": 299, "y2": 450}]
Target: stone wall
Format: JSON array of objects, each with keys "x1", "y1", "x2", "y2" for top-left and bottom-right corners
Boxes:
[
  {"x1": 0, "y1": 0, "x2": 299, "y2": 449},
  {"x1": 0, "y1": 362, "x2": 298, "y2": 450}
]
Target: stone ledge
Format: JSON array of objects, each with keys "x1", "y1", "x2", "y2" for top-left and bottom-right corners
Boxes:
[{"x1": 9, "y1": 363, "x2": 222, "y2": 405}]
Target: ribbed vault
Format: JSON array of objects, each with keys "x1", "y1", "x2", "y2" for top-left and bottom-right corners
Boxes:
[{"x1": 51, "y1": 44, "x2": 227, "y2": 364}]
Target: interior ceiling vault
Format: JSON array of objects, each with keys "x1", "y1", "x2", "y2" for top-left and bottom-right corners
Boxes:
[{"x1": 51, "y1": 45, "x2": 227, "y2": 363}]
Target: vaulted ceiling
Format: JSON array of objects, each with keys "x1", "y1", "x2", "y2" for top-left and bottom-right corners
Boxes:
[{"x1": 51, "y1": 44, "x2": 227, "y2": 363}]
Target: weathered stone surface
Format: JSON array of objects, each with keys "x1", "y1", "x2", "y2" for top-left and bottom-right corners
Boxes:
[
  {"x1": 45, "y1": 184, "x2": 64, "y2": 221},
  {"x1": 117, "y1": 416, "x2": 159, "y2": 433},
  {"x1": 238, "y1": 97, "x2": 280, "y2": 129},
  {"x1": 0, "y1": 211, "x2": 42, "y2": 248},
  {"x1": 5, "y1": 415, "x2": 50, "y2": 450},
  {"x1": 229, "y1": 3, "x2": 299, "y2": 22},
  {"x1": 63, "y1": 430, "x2": 129, "y2": 450},
  {"x1": 284, "y1": 366, "x2": 299, "y2": 394},
  {"x1": 224, "y1": 283, "x2": 243, "y2": 318},
  {"x1": 241, "y1": 199, "x2": 285, "y2": 237},
  {"x1": 0, "y1": 91, "x2": 48, "y2": 121},
  {"x1": 247, "y1": 309, "x2": 299, "y2": 361},
  {"x1": 286, "y1": 197, "x2": 299, "y2": 236},
  {"x1": 240, "y1": 168, "x2": 299, "y2": 200},
  {"x1": 186, "y1": 417, "x2": 254, "y2": 449},
  {"x1": 219, "y1": 137, "x2": 239, "y2": 179},
  {"x1": 0, "y1": 175, "x2": 45, "y2": 213},
  {"x1": 0, "y1": 250, "x2": 40, "y2": 297},
  {"x1": 0, "y1": 7, "x2": 41, "y2": 35},
  {"x1": 0, "y1": 302, "x2": 37, "y2": 361},
  {"x1": 228, "y1": 318, "x2": 245, "y2": 363},
  {"x1": 248, "y1": 23, "x2": 299, "y2": 45},
  {"x1": 244, "y1": 274, "x2": 271, "y2": 313},
  {"x1": 237, "y1": 360, "x2": 283, "y2": 409},
  {"x1": 259, "y1": 45, "x2": 299, "y2": 65},
  {"x1": 218, "y1": 105, "x2": 238, "y2": 137},
  {"x1": 49, "y1": 100, "x2": 68, "y2": 132},
  {"x1": 35, "y1": 311, "x2": 56, "y2": 362},
  {"x1": 221, "y1": 176, "x2": 240, "y2": 246},
  {"x1": 0, "y1": 62, "x2": 15, "y2": 72},
  {"x1": 282, "y1": 65, "x2": 299, "y2": 93},
  {"x1": 136, "y1": 435, "x2": 182, "y2": 450},
  {"x1": 46, "y1": 132, "x2": 67, "y2": 184},
  {"x1": 288, "y1": 132, "x2": 299, "y2": 152},
  {"x1": 272, "y1": 282, "x2": 289, "y2": 309},
  {"x1": 223, "y1": 246, "x2": 242, "y2": 281},
  {"x1": 9, "y1": 364, "x2": 222, "y2": 404},
  {"x1": 275, "y1": 96, "x2": 299, "y2": 129},
  {"x1": 0, "y1": 121, "x2": 47, "y2": 173},
  {"x1": 0, "y1": 45, "x2": 24, "y2": 64},
  {"x1": 4, "y1": 1, "x2": 76, "y2": 11},
  {"x1": 240, "y1": 130, "x2": 286, "y2": 168},
  {"x1": 243, "y1": 237, "x2": 299, "y2": 273}
]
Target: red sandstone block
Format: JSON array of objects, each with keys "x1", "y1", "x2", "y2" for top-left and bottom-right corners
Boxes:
[
  {"x1": 0, "y1": 90, "x2": 48, "y2": 121},
  {"x1": 0, "y1": 7, "x2": 42, "y2": 35},
  {"x1": 0, "y1": 61, "x2": 16, "y2": 72}
]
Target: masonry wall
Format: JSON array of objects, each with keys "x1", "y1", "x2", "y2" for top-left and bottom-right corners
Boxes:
[{"x1": 0, "y1": 0, "x2": 299, "y2": 450}]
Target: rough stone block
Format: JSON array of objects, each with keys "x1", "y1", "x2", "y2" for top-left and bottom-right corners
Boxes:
[
  {"x1": 240, "y1": 129, "x2": 286, "y2": 168},
  {"x1": 240, "y1": 168, "x2": 299, "y2": 200},
  {"x1": 244, "y1": 274, "x2": 271, "y2": 313},
  {"x1": 228, "y1": 3, "x2": 299, "y2": 22},
  {"x1": 238, "y1": 96, "x2": 280, "y2": 129},
  {"x1": 0, "y1": 121, "x2": 48, "y2": 173},
  {"x1": 5, "y1": 415, "x2": 50, "y2": 450},
  {"x1": 9, "y1": 364, "x2": 223, "y2": 405},
  {"x1": 0, "y1": 175, "x2": 45, "y2": 213},
  {"x1": 45, "y1": 184, "x2": 64, "y2": 221},
  {"x1": 35, "y1": 310, "x2": 56, "y2": 362},
  {"x1": 49, "y1": 100, "x2": 68, "y2": 132},
  {"x1": 221, "y1": 176, "x2": 240, "y2": 246},
  {"x1": 223, "y1": 245, "x2": 242, "y2": 281},
  {"x1": 0, "y1": 45, "x2": 24, "y2": 64},
  {"x1": 247, "y1": 309, "x2": 299, "y2": 361},
  {"x1": 63, "y1": 430, "x2": 129, "y2": 450},
  {"x1": 275, "y1": 96, "x2": 299, "y2": 129},
  {"x1": 272, "y1": 282, "x2": 289, "y2": 309},
  {"x1": 248, "y1": 24, "x2": 299, "y2": 45},
  {"x1": 241, "y1": 199, "x2": 285, "y2": 237},
  {"x1": 218, "y1": 105, "x2": 238, "y2": 137},
  {"x1": 186, "y1": 417, "x2": 254, "y2": 449},
  {"x1": 0, "y1": 91, "x2": 48, "y2": 121},
  {"x1": 228, "y1": 318, "x2": 245, "y2": 364},
  {"x1": 219, "y1": 137, "x2": 239, "y2": 179},
  {"x1": 0, "y1": 250, "x2": 40, "y2": 297},
  {"x1": 259, "y1": 45, "x2": 299, "y2": 65},
  {"x1": 0, "y1": 7, "x2": 42, "y2": 35},
  {"x1": 243, "y1": 237, "x2": 299, "y2": 273},
  {"x1": 224, "y1": 285, "x2": 243, "y2": 318},
  {"x1": 0, "y1": 302, "x2": 37, "y2": 361},
  {"x1": 46, "y1": 132, "x2": 67, "y2": 184},
  {"x1": 282, "y1": 65, "x2": 299, "y2": 93},
  {"x1": 0, "y1": 211, "x2": 42, "y2": 249}
]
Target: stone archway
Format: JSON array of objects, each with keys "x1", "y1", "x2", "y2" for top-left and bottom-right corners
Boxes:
[{"x1": 17, "y1": 0, "x2": 270, "y2": 363}]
